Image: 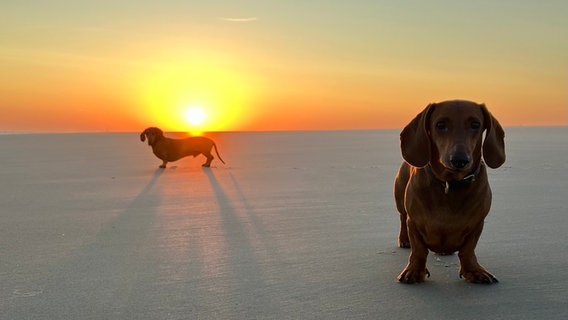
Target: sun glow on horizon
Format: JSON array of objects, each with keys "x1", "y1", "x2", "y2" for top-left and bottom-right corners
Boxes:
[{"x1": 134, "y1": 48, "x2": 260, "y2": 134}]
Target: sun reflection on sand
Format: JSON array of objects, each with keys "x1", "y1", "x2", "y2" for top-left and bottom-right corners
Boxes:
[
  {"x1": 151, "y1": 169, "x2": 232, "y2": 302},
  {"x1": 149, "y1": 166, "x2": 292, "y2": 311}
]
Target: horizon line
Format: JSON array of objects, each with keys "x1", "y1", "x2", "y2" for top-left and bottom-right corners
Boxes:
[{"x1": 1, "y1": 124, "x2": 567, "y2": 135}]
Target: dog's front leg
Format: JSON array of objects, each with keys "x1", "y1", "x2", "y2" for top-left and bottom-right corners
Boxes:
[
  {"x1": 458, "y1": 223, "x2": 498, "y2": 284},
  {"x1": 398, "y1": 220, "x2": 430, "y2": 283},
  {"x1": 151, "y1": 145, "x2": 169, "y2": 168},
  {"x1": 398, "y1": 212, "x2": 410, "y2": 248}
]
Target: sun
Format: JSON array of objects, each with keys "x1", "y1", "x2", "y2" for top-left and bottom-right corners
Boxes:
[{"x1": 184, "y1": 106, "x2": 207, "y2": 126}]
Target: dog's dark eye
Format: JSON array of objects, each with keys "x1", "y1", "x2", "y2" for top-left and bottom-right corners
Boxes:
[
  {"x1": 470, "y1": 121, "x2": 481, "y2": 130},
  {"x1": 436, "y1": 121, "x2": 448, "y2": 132}
]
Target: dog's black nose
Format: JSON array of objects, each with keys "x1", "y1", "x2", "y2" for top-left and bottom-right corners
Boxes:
[{"x1": 449, "y1": 153, "x2": 471, "y2": 169}]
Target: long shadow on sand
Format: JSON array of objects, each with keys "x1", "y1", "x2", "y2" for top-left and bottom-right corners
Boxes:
[
  {"x1": 8, "y1": 169, "x2": 165, "y2": 318},
  {"x1": 202, "y1": 168, "x2": 284, "y2": 314}
]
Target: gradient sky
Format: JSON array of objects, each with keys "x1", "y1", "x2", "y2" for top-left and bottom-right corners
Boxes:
[{"x1": 1, "y1": 1, "x2": 566, "y2": 132}]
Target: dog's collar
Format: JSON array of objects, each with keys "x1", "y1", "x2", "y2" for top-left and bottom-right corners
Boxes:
[{"x1": 425, "y1": 164, "x2": 482, "y2": 194}]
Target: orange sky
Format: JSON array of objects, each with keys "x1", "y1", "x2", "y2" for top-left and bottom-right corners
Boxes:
[{"x1": 1, "y1": 1, "x2": 567, "y2": 132}]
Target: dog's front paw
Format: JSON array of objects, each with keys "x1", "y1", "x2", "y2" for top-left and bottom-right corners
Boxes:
[
  {"x1": 398, "y1": 266, "x2": 430, "y2": 284},
  {"x1": 398, "y1": 237, "x2": 411, "y2": 248},
  {"x1": 398, "y1": 230, "x2": 410, "y2": 248},
  {"x1": 459, "y1": 268, "x2": 498, "y2": 284}
]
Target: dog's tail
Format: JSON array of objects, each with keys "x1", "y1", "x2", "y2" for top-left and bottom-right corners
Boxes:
[{"x1": 213, "y1": 142, "x2": 226, "y2": 164}]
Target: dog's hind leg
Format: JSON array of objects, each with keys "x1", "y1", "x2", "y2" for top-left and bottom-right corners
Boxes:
[
  {"x1": 394, "y1": 163, "x2": 411, "y2": 248},
  {"x1": 202, "y1": 151, "x2": 214, "y2": 167}
]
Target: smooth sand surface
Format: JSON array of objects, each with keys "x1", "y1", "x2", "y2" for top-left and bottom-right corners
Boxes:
[{"x1": 1, "y1": 128, "x2": 567, "y2": 319}]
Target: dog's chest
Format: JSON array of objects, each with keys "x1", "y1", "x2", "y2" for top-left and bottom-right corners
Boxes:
[{"x1": 410, "y1": 189, "x2": 489, "y2": 252}]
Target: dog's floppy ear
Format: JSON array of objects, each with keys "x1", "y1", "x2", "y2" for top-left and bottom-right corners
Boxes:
[
  {"x1": 480, "y1": 104, "x2": 505, "y2": 168},
  {"x1": 400, "y1": 103, "x2": 435, "y2": 168},
  {"x1": 140, "y1": 129, "x2": 147, "y2": 142}
]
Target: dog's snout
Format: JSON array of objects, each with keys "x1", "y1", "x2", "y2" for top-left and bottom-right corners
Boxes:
[{"x1": 449, "y1": 152, "x2": 471, "y2": 169}]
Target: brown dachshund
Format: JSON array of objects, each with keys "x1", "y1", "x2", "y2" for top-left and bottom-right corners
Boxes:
[
  {"x1": 140, "y1": 127, "x2": 225, "y2": 168},
  {"x1": 394, "y1": 100, "x2": 505, "y2": 284}
]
